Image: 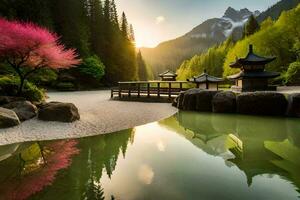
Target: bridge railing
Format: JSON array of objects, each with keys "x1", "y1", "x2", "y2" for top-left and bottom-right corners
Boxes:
[{"x1": 111, "y1": 81, "x2": 192, "y2": 99}]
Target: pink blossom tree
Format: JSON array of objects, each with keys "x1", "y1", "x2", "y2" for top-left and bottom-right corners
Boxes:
[{"x1": 0, "y1": 18, "x2": 81, "y2": 95}]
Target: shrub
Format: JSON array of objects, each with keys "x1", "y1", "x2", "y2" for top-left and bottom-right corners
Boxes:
[
  {"x1": 282, "y1": 62, "x2": 300, "y2": 85},
  {"x1": 0, "y1": 76, "x2": 45, "y2": 102},
  {"x1": 55, "y1": 82, "x2": 76, "y2": 91},
  {"x1": 29, "y1": 68, "x2": 58, "y2": 87},
  {"x1": 78, "y1": 55, "x2": 105, "y2": 80}
]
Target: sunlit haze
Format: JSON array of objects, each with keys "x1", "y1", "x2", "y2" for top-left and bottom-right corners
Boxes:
[{"x1": 116, "y1": 0, "x2": 279, "y2": 48}]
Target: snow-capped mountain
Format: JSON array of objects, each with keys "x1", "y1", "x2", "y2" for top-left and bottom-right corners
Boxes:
[
  {"x1": 141, "y1": 7, "x2": 260, "y2": 75},
  {"x1": 186, "y1": 7, "x2": 260, "y2": 41}
]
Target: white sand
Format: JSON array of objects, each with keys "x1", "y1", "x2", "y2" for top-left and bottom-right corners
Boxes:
[{"x1": 0, "y1": 90, "x2": 177, "y2": 146}]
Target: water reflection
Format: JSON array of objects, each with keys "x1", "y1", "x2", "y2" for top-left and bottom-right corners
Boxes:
[
  {"x1": 0, "y1": 140, "x2": 79, "y2": 200},
  {"x1": 0, "y1": 112, "x2": 300, "y2": 199},
  {"x1": 161, "y1": 111, "x2": 300, "y2": 190}
]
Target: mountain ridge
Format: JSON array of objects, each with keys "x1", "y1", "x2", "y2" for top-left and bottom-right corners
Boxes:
[
  {"x1": 141, "y1": 0, "x2": 300, "y2": 77},
  {"x1": 141, "y1": 6, "x2": 258, "y2": 75}
]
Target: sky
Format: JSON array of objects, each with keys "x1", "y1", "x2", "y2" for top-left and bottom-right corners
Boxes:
[{"x1": 115, "y1": 0, "x2": 279, "y2": 48}]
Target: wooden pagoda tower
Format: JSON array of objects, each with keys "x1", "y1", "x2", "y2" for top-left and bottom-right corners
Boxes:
[{"x1": 228, "y1": 45, "x2": 279, "y2": 92}]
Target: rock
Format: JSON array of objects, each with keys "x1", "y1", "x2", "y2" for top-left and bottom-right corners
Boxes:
[
  {"x1": 176, "y1": 92, "x2": 186, "y2": 109},
  {"x1": 178, "y1": 89, "x2": 219, "y2": 112},
  {"x1": 237, "y1": 92, "x2": 288, "y2": 116},
  {"x1": 38, "y1": 102, "x2": 80, "y2": 122},
  {"x1": 0, "y1": 107, "x2": 20, "y2": 128},
  {"x1": 172, "y1": 96, "x2": 178, "y2": 107},
  {"x1": 0, "y1": 96, "x2": 25, "y2": 106},
  {"x1": 2, "y1": 101, "x2": 37, "y2": 121},
  {"x1": 212, "y1": 91, "x2": 236, "y2": 113},
  {"x1": 195, "y1": 90, "x2": 219, "y2": 112},
  {"x1": 182, "y1": 88, "x2": 203, "y2": 110},
  {"x1": 287, "y1": 93, "x2": 300, "y2": 117}
]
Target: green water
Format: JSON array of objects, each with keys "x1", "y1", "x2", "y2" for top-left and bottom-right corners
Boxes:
[{"x1": 1, "y1": 111, "x2": 300, "y2": 200}]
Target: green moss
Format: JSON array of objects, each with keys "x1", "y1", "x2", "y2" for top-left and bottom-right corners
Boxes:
[{"x1": 0, "y1": 76, "x2": 45, "y2": 102}]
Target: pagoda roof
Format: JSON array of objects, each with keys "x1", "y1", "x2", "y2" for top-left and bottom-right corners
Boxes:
[
  {"x1": 227, "y1": 71, "x2": 280, "y2": 80},
  {"x1": 188, "y1": 71, "x2": 224, "y2": 83},
  {"x1": 159, "y1": 70, "x2": 177, "y2": 77},
  {"x1": 230, "y1": 45, "x2": 276, "y2": 68}
]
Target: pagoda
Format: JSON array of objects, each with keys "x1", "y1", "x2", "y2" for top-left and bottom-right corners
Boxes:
[
  {"x1": 188, "y1": 69, "x2": 223, "y2": 90},
  {"x1": 227, "y1": 45, "x2": 279, "y2": 92},
  {"x1": 159, "y1": 70, "x2": 177, "y2": 81}
]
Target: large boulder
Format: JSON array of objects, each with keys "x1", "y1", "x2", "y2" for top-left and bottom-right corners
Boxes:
[
  {"x1": 38, "y1": 102, "x2": 80, "y2": 122},
  {"x1": 179, "y1": 89, "x2": 219, "y2": 112},
  {"x1": 212, "y1": 91, "x2": 236, "y2": 113},
  {"x1": 181, "y1": 88, "x2": 203, "y2": 110},
  {"x1": 237, "y1": 92, "x2": 288, "y2": 116},
  {"x1": 176, "y1": 91, "x2": 187, "y2": 109},
  {"x1": 0, "y1": 107, "x2": 20, "y2": 128},
  {"x1": 195, "y1": 90, "x2": 219, "y2": 112},
  {"x1": 0, "y1": 96, "x2": 25, "y2": 106},
  {"x1": 287, "y1": 93, "x2": 300, "y2": 117},
  {"x1": 2, "y1": 101, "x2": 38, "y2": 121}
]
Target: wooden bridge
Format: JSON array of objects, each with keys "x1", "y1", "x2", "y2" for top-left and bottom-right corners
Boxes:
[{"x1": 111, "y1": 81, "x2": 191, "y2": 100}]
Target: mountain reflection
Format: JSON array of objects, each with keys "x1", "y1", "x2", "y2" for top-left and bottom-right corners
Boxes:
[{"x1": 160, "y1": 111, "x2": 300, "y2": 192}]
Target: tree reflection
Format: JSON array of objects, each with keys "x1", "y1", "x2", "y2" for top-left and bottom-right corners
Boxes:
[
  {"x1": 0, "y1": 140, "x2": 79, "y2": 200},
  {"x1": 0, "y1": 128, "x2": 135, "y2": 200},
  {"x1": 160, "y1": 111, "x2": 300, "y2": 193}
]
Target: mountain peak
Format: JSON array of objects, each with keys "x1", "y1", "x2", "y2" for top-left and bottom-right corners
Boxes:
[{"x1": 223, "y1": 7, "x2": 252, "y2": 21}]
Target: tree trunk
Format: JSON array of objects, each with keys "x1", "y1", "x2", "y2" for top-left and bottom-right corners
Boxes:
[{"x1": 17, "y1": 77, "x2": 25, "y2": 96}]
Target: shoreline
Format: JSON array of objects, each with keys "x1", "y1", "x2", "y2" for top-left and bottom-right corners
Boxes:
[{"x1": 0, "y1": 91, "x2": 178, "y2": 146}]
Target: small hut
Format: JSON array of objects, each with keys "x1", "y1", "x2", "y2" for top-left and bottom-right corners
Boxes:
[
  {"x1": 227, "y1": 45, "x2": 279, "y2": 92},
  {"x1": 188, "y1": 70, "x2": 223, "y2": 90},
  {"x1": 159, "y1": 70, "x2": 177, "y2": 81}
]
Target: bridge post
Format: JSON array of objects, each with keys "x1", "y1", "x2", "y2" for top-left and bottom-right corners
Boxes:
[
  {"x1": 128, "y1": 83, "x2": 131, "y2": 97},
  {"x1": 147, "y1": 83, "x2": 150, "y2": 98},
  {"x1": 157, "y1": 82, "x2": 160, "y2": 98},
  {"x1": 169, "y1": 82, "x2": 172, "y2": 98},
  {"x1": 118, "y1": 83, "x2": 121, "y2": 98},
  {"x1": 137, "y1": 83, "x2": 141, "y2": 98}
]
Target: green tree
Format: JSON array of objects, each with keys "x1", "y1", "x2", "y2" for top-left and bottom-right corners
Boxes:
[
  {"x1": 282, "y1": 62, "x2": 300, "y2": 84},
  {"x1": 137, "y1": 50, "x2": 148, "y2": 80},
  {"x1": 89, "y1": 0, "x2": 104, "y2": 57},
  {"x1": 51, "y1": 0, "x2": 90, "y2": 57},
  {"x1": 244, "y1": 15, "x2": 260, "y2": 37},
  {"x1": 121, "y1": 12, "x2": 128, "y2": 38},
  {"x1": 78, "y1": 56, "x2": 105, "y2": 80},
  {"x1": 129, "y1": 24, "x2": 135, "y2": 42}
]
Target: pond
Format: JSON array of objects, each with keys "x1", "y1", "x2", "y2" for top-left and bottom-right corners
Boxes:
[{"x1": 0, "y1": 111, "x2": 300, "y2": 200}]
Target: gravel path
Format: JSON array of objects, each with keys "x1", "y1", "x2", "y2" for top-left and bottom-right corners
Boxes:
[{"x1": 0, "y1": 91, "x2": 177, "y2": 145}]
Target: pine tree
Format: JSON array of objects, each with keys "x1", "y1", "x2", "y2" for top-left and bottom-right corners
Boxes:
[
  {"x1": 110, "y1": 0, "x2": 119, "y2": 28},
  {"x1": 121, "y1": 12, "x2": 129, "y2": 38},
  {"x1": 129, "y1": 24, "x2": 135, "y2": 42},
  {"x1": 244, "y1": 15, "x2": 260, "y2": 37},
  {"x1": 89, "y1": 0, "x2": 104, "y2": 57},
  {"x1": 51, "y1": 0, "x2": 90, "y2": 57},
  {"x1": 137, "y1": 50, "x2": 148, "y2": 80},
  {"x1": 0, "y1": 0, "x2": 53, "y2": 28}
]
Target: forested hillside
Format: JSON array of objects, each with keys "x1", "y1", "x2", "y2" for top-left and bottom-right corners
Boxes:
[
  {"x1": 176, "y1": 38, "x2": 233, "y2": 80},
  {"x1": 177, "y1": 3, "x2": 300, "y2": 85},
  {"x1": 224, "y1": 5, "x2": 300, "y2": 84},
  {"x1": 141, "y1": 36, "x2": 217, "y2": 76},
  {"x1": 0, "y1": 0, "x2": 143, "y2": 85},
  {"x1": 257, "y1": 0, "x2": 300, "y2": 22}
]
